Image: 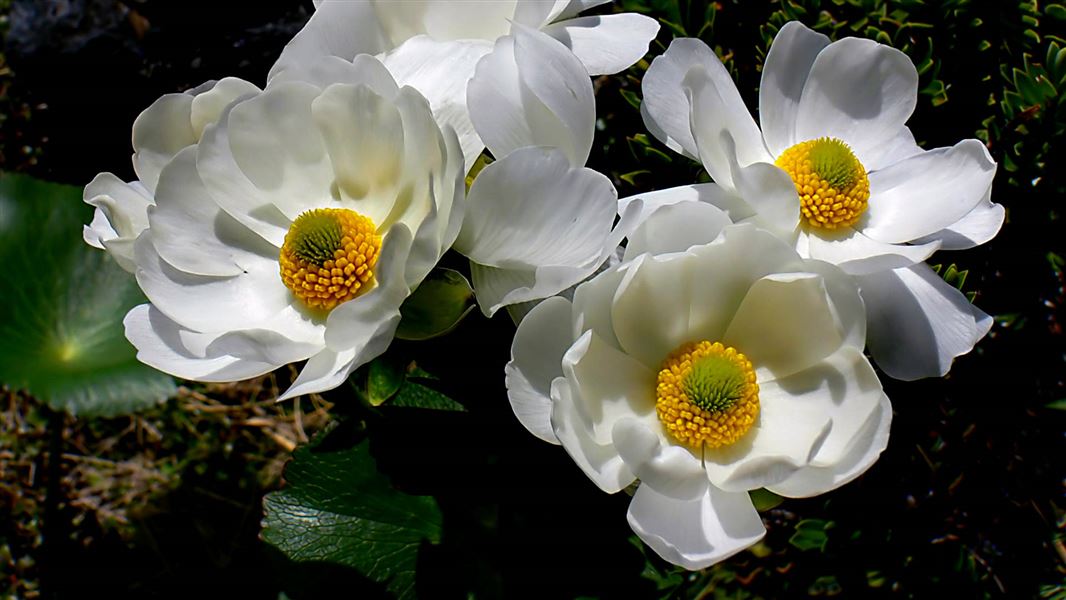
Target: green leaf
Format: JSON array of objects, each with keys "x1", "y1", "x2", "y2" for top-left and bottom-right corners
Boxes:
[
  {"x1": 789, "y1": 519, "x2": 833, "y2": 552},
  {"x1": 262, "y1": 438, "x2": 442, "y2": 600},
  {"x1": 367, "y1": 357, "x2": 405, "y2": 407},
  {"x1": 748, "y1": 488, "x2": 785, "y2": 511},
  {"x1": 395, "y1": 268, "x2": 475, "y2": 341},
  {"x1": 390, "y1": 379, "x2": 466, "y2": 412},
  {"x1": 0, "y1": 173, "x2": 176, "y2": 416}
]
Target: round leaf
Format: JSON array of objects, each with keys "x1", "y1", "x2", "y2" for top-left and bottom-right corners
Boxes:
[{"x1": 0, "y1": 173, "x2": 176, "y2": 416}]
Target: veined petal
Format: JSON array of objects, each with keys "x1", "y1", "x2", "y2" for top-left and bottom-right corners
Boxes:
[
  {"x1": 383, "y1": 36, "x2": 492, "y2": 170},
  {"x1": 268, "y1": 0, "x2": 388, "y2": 81},
  {"x1": 269, "y1": 54, "x2": 401, "y2": 100},
  {"x1": 859, "y1": 264, "x2": 993, "y2": 380},
  {"x1": 768, "y1": 393, "x2": 891, "y2": 497},
  {"x1": 541, "y1": 13, "x2": 659, "y2": 75},
  {"x1": 627, "y1": 483, "x2": 765, "y2": 571},
  {"x1": 641, "y1": 38, "x2": 725, "y2": 159},
  {"x1": 550, "y1": 373, "x2": 636, "y2": 493},
  {"x1": 149, "y1": 147, "x2": 278, "y2": 277},
  {"x1": 468, "y1": 26, "x2": 594, "y2": 167},
  {"x1": 794, "y1": 37, "x2": 918, "y2": 167},
  {"x1": 759, "y1": 21, "x2": 830, "y2": 157},
  {"x1": 684, "y1": 66, "x2": 772, "y2": 190},
  {"x1": 912, "y1": 188, "x2": 1005, "y2": 250},
  {"x1": 801, "y1": 227, "x2": 940, "y2": 276},
  {"x1": 506, "y1": 296, "x2": 575, "y2": 444},
  {"x1": 125, "y1": 305, "x2": 280, "y2": 383},
  {"x1": 863, "y1": 139, "x2": 997, "y2": 244},
  {"x1": 723, "y1": 273, "x2": 845, "y2": 380},
  {"x1": 132, "y1": 93, "x2": 196, "y2": 193},
  {"x1": 618, "y1": 183, "x2": 754, "y2": 225},
  {"x1": 189, "y1": 77, "x2": 261, "y2": 140},
  {"x1": 278, "y1": 347, "x2": 360, "y2": 401},
  {"x1": 613, "y1": 419, "x2": 708, "y2": 501},
  {"x1": 455, "y1": 147, "x2": 615, "y2": 267},
  {"x1": 623, "y1": 199, "x2": 732, "y2": 262}
]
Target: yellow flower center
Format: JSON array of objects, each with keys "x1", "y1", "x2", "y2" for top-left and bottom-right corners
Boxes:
[
  {"x1": 279, "y1": 208, "x2": 381, "y2": 311},
  {"x1": 655, "y1": 341, "x2": 759, "y2": 450},
  {"x1": 775, "y1": 137, "x2": 870, "y2": 230}
]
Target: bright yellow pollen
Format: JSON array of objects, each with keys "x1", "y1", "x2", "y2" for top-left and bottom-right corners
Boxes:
[
  {"x1": 279, "y1": 208, "x2": 381, "y2": 311},
  {"x1": 775, "y1": 137, "x2": 870, "y2": 230},
  {"x1": 655, "y1": 341, "x2": 759, "y2": 450}
]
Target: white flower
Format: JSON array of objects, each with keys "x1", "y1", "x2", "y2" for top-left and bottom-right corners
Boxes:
[
  {"x1": 638, "y1": 22, "x2": 1003, "y2": 380},
  {"x1": 84, "y1": 78, "x2": 260, "y2": 272},
  {"x1": 507, "y1": 202, "x2": 891, "y2": 569},
  {"x1": 451, "y1": 25, "x2": 639, "y2": 316},
  {"x1": 269, "y1": 0, "x2": 659, "y2": 168},
  {"x1": 124, "y1": 57, "x2": 465, "y2": 399}
]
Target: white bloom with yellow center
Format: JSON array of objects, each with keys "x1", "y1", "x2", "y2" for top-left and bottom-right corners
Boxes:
[
  {"x1": 507, "y1": 202, "x2": 891, "y2": 569},
  {"x1": 84, "y1": 78, "x2": 261, "y2": 272},
  {"x1": 123, "y1": 57, "x2": 465, "y2": 399},
  {"x1": 451, "y1": 25, "x2": 640, "y2": 316},
  {"x1": 637, "y1": 22, "x2": 1003, "y2": 380},
  {"x1": 269, "y1": 0, "x2": 659, "y2": 168}
]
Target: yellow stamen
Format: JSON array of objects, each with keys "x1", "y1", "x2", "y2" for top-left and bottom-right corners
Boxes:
[
  {"x1": 776, "y1": 137, "x2": 870, "y2": 230},
  {"x1": 279, "y1": 208, "x2": 381, "y2": 311},
  {"x1": 655, "y1": 341, "x2": 759, "y2": 450}
]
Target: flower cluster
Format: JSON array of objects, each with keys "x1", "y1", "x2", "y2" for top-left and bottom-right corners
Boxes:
[{"x1": 85, "y1": 6, "x2": 1000, "y2": 571}]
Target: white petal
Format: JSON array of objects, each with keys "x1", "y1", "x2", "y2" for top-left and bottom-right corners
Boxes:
[
  {"x1": 149, "y1": 147, "x2": 278, "y2": 277},
  {"x1": 769, "y1": 393, "x2": 891, "y2": 498},
  {"x1": 133, "y1": 234, "x2": 295, "y2": 334},
  {"x1": 562, "y1": 331, "x2": 657, "y2": 445},
  {"x1": 468, "y1": 27, "x2": 594, "y2": 167},
  {"x1": 268, "y1": 0, "x2": 388, "y2": 81},
  {"x1": 132, "y1": 93, "x2": 196, "y2": 193},
  {"x1": 189, "y1": 77, "x2": 261, "y2": 139},
  {"x1": 83, "y1": 209, "x2": 114, "y2": 249},
  {"x1": 383, "y1": 36, "x2": 492, "y2": 170},
  {"x1": 373, "y1": 0, "x2": 516, "y2": 43},
  {"x1": 83, "y1": 173, "x2": 152, "y2": 272},
  {"x1": 641, "y1": 38, "x2": 723, "y2": 158},
  {"x1": 794, "y1": 37, "x2": 918, "y2": 166},
  {"x1": 456, "y1": 147, "x2": 615, "y2": 268},
  {"x1": 513, "y1": 0, "x2": 569, "y2": 28},
  {"x1": 469, "y1": 262, "x2": 598, "y2": 318},
  {"x1": 684, "y1": 66, "x2": 772, "y2": 189},
  {"x1": 759, "y1": 21, "x2": 830, "y2": 157},
  {"x1": 802, "y1": 226, "x2": 941, "y2": 276},
  {"x1": 612, "y1": 225, "x2": 804, "y2": 369},
  {"x1": 196, "y1": 102, "x2": 295, "y2": 247},
  {"x1": 124, "y1": 305, "x2": 278, "y2": 383},
  {"x1": 723, "y1": 272, "x2": 845, "y2": 379},
  {"x1": 570, "y1": 263, "x2": 629, "y2": 350},
  {"x1": 862, "y1": 126, "x2": 923, "y2": 172},
  {"x1": 723, "y1": 138, "x2": 799, "y2": 238},
  {"x1": 550, "y1": 372, "x2": 636, "y2": 493},
  {"x1": 506, "y1": 296, "x2": 575, "y2": 444},
  {"x1": 278, "y1": 347, "x2": 360, "y2": 401},
  {"x1": 623, "y1": 199, "x2": 732, "y2": 262},
  {"x1": 612, "y1": 419, "x2": 708, "y2": 500},
  {"x1": 270, "y1": 54, "x2": 401, "y2": 100},
  {"x1": 310, "y1": 83, "x2": 405, "y2": 221},
  {"x1": 541, "y1": 13, "x2": 659, "y2": 75},
  {"x1": 555, "y1": 0, "x2": 611, "y2": 20},
  {"x1": 912, "y1": 188, "x2": 1004, "y2": 250},
  {"x1": 627, "y1": 483, "x2": 765, "y2": 571},
  {"x1": 617, "y1": 183, "x2": 753, "y2": 225},
  {"x1": 768, "y1": 346, "x2": 885, "y2": 470},
  {"x1": 859, "y1": 263, "x2": 991, "y2": 380},
  {"x1": 702, "y1": 380, "x2": 833, "y2": 492},
  {"x1": 863, "y1": 139, "x2": 997, "y2": 244}
]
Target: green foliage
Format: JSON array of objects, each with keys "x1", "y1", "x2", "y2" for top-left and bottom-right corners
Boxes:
[
  {"x1": 789, "y1": 519, "x2": 833, "y2": 552},
  {"x1": 261, "y1": 434, "x2": 443, "y2": 600},
  {"x1": 395, "y1": 267, "x2": 475, "y2": 341},
  {"x1": 0, "y1": 173, "x2": 175, "y2": 416},
  {"x1": 358, "y1": 354, "x2": 466, "y2": 412}
]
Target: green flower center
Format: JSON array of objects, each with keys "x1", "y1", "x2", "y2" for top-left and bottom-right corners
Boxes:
[
  {"x1": 807, "y1": 137, "x2": 861, "y2": 190},
  {"x1": 681, "y1": 352, "x2": 749, "y2": 413}
]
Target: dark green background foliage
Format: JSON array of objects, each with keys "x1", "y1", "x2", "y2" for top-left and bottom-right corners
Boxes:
[{"x1": 1, "y1": 0, "x2": 1064, "y2": 598}]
